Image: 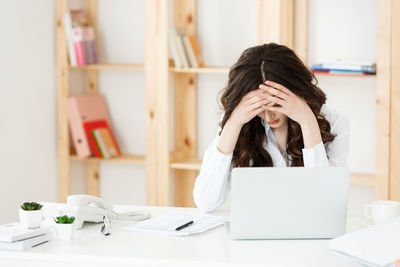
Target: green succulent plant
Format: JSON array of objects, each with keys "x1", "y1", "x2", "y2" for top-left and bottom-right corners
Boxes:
[
  {"x1": 20, "y1": 202, "x2": 43, "y2": 211},
  {"x1": 54, "y1": 215, "x2": 75, "y2": 224}
]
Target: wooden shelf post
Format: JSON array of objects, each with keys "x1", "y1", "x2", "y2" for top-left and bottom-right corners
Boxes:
[
  {"x1": 172, "y1": 0, "x2": 198, "y2": 207},
  {"x1": 56, "y1": 0, "x2": 70, "y2": 202},
  {"x1": 294, "y1": 0, "x2": 308, "y2": 63},
  {"x1": 86, "y1": 0, "x2": 100, "y2": 196},
  {"x1": 257, "y1": 0, "x2": 307, "y2": 61},
  {"x1": 375, "y1": 0, "x2": 400, "y2": 201},
  {"x1": 145, "y1": 0, "x2": 170, "y2": 206},
  {"x1": 257, "y1": 0, "x2": 294, "y2": 48},
  {"x1": 376, "y1": 0, "x2": 391, "y2": 200},
  {"x1": 389, "y1": 0, "x2": 400, "y2": 200}
]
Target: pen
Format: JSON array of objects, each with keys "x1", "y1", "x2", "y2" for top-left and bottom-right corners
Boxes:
[{"x1": 175, "y1": 220, "x2": 194, "y2": 231}]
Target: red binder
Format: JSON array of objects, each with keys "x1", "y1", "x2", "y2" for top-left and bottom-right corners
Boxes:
[{"x1": 83, "y1": 120, "x2": 121, "y2": 158}]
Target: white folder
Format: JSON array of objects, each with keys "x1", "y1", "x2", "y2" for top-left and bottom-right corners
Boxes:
[{"x1": 329, "y1": 217, "x2": 400, "y2": 266}]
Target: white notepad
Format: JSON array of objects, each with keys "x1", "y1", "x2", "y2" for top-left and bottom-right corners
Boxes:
[
  {"x1": 0, "y1": 232, "x2": 54, "y2": 251},
  {"x1": 329, "y1": 217, "x2": 400, "y2": 266},
  {"x1": 122, "y1": 211, "x2": 229, "y2": 236},
  {"x1": 0, "y1": 223, "x2": 53, "y2": 242}
]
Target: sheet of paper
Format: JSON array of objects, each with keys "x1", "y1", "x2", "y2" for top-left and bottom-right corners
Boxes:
[
  {"x1": 121, "y1": 211, "x2": 229, "y2": 236},
  {"x1": 329, "y1": 217, "x2": 400, "y2": 266}
]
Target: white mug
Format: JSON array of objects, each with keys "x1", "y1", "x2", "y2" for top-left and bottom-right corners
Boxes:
[{"x1": 364, "y1": 200, "x2": 400, "y2": 224}]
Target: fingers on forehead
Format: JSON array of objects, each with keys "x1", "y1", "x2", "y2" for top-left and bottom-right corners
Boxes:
[
  {"x1": 265, "y1": 86, "x2": 282, "y2": 96},
  {"x1": 265, "y1": 81, "x2": 291, "y2": 94},
  {"x1": 246, "y1": 88, "x2": 263, "y2": 97}
]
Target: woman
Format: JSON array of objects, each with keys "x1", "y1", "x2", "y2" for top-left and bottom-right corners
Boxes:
[{"x1": 193, "y1": 43, "x2": 350, "y2": 212}]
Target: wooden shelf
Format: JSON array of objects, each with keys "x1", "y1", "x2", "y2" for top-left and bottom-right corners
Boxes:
[
  {"x1": 351, "y1": 173, "x2": 375, "y2": 186},
  {"x1": 169, "y1": 66, "x2": 229, "y2": 74},
  {"x1": 169, "y1": 157, "x2": 375, "y2": 186},
  {"x1": 70, "y1": 154, "x2": 146, "y2": 164},
  {"x1": 69, "y1": 63, "x2": 145, "y2": 71},
  {"x1": 170, "y1": 158, "x2": 202, "y2": 170}
]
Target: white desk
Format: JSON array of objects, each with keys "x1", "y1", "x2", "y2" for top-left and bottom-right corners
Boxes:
[{"x1": 0, "y1": 205, "x2": 365, "y2": 267}]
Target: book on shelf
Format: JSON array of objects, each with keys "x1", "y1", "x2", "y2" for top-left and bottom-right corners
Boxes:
[
  {"x1": 64, "y1": 9, "x2": 98, "y2": 66},
  {"x1": 64, "y1": 12, "x2": 77, "y2": 66},
  {"x1": 72, "y1": 27, "x2": 86, "y2": 65},
  {"x1": 311, "y1": 60, "x2": 376, "y2": 74},
  {"x1": 67, "y1": 94, "x2": 121, "y2": 158},
  {"x1": 174, "y1": 28, "x2": 190, "y2": 68},
  {"x1": 169, "y1": 28, "x2": 182, "y2": 68},
  {"x1": 83, "y1": 120, "x2": 121, "y2": 159},
  {"x1": 92, "y1": 128, "x2": 110, "y2": 158},
  {"x1": 188, "y1": 35, "x2": 204, "y2": 67},
  {"x1": 182, "y1": 35, "x2": 198, "y2": 68},
  {"x1": 169, "y1": 27, "x2": 203, "y2": 68},
  {"x1": 312, "y1": 69, "x2": 374, "y2": 75},
  {"x1": 82, "y1": 27, "x2": 98, "y2": 64},
  {"x1": 95, "y1": 128, "x2": 120, "y2": 158}
]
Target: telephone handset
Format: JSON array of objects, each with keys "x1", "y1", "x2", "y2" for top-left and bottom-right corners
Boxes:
[
  {"x1": 67, "y1": 194, "x2": 151, "y2": 229},
  {"x1": 68, "y1": 194, "x2": 113, "y2": 211}
]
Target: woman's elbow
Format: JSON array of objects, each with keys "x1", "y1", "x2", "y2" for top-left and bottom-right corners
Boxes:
[{"x1": 193, "y1": 187, "x2": 220, "y2": 213}]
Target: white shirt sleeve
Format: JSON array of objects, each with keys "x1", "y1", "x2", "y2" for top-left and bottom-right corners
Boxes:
[
  {"x1": 193, "y1": 133, "x2": 233, "y2": 213},
  {"x1": 302, "y1": 111, "x2": 350, "y2": 167}
]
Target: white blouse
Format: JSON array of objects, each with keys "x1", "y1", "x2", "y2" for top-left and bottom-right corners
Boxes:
[{"x1": 193, "y1": 106, "x2": 350, "y2": 213}]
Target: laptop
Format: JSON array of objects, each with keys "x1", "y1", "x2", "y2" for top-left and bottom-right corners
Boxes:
[{"x1": 229, "y1": 167, "x2": 350, "y2": 240}]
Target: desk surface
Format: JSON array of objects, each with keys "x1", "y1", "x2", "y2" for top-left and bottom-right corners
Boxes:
[{"x1": 0, "y1": 205, "x2": 365, "y2": 267}]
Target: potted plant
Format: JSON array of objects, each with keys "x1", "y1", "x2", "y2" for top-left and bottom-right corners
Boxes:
[
  {"x1": 54, "y1": 215, "x2": 75, "y2": 240},
  {"x1": 19, "y1": 202, "x2": 43, "y2": 229}
]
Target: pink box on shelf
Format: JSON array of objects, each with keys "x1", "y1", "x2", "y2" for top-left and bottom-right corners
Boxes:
[{"x1": 66, "y1": 94, "x2": 111, "y2": 158}]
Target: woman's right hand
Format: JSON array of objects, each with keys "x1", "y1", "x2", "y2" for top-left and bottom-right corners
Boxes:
[
  {"x1": 229, "y1": 88, "x2": 270, "y2": 126},
  {"x1": 217, "y1": 89, "x2": 270, "y2": 155}
]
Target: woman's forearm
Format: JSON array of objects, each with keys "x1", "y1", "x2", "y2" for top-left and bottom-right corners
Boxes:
[
  {"x1": 300, "y1": 115, "x2": 323, "y2": 149},
  {"x1": 217, "y1": 118, "x2": 243, "y2": 154}
]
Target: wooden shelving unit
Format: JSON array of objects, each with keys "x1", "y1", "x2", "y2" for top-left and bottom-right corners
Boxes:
[
  {"x1": 56, "y1": 0, "x2": 147, "y2": 202},
  {"x1": 56, "y1": 0, "x2": 399, "y2": 206},
  {"x1": 169, "y1": 66, "x2": 229, "y2": 74},
  {"x1": 170, "y1": 158, "x2": 202, "y2": 171},
  {"x1": 69, "y1": 63, "x2": 144, "y2": 71},
  {"x1": 169, "y1": 157, "x2": 374, "y2": 186},
  {"x1": 70, "y1": 154, "x2": 145, "y2": 164}
]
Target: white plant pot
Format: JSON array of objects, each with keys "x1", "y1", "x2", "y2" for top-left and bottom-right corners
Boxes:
[
  {"x1": 55, "y1": 223, "x2": 74, "y2": 240},
  {"x1": 19, "y1": 209, "x2": 43, "y2": 229}
]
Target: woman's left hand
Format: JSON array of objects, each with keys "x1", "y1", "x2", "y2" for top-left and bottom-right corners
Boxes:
[{"x1": 259, "y1": 80, "x2": 315, "y2": 126}]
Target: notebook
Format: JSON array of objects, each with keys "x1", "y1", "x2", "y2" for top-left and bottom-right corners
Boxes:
[
  {"x1": 0, "y1": 232, "x2": 54, "y2": 251},
  {"x1": 122, "y1": 211, "x2": 229, "y2": 236},
  {"x1": 329, "y1": 217, "x2": 400, "y2": 266},
  {"x1": 0, "y1": 223, "x2": 53, "y2": 242}
]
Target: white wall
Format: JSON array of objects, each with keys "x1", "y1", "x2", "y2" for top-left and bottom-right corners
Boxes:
[
  {"x1": 309, "y1": 0, "x2": 377, "y2": 174},
  {"x1": 0, "y1": 0, "x2": 57, "y2": 223},
  {"x1": 0, "y1": 0, "x2": 375, "y2": 224}
]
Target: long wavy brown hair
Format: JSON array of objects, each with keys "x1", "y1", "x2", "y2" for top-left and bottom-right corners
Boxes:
[{"x1": 219, "y1": 43, "x2": 335, "y2": 167}]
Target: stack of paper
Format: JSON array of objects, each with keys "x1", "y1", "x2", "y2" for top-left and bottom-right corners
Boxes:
[
  {"x1": 329, "y1": 217, "x2": 400, "y2": 266},
  {"x1": 0, "y1": 223, "x2": 54, "y2": 251},
  {"x1": 122, "y1": 211, "x2": 228, "y2": 236}
]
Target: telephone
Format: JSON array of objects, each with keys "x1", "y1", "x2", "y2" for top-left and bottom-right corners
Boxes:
[{"x1": 43, "y1": 195, "x2": 151, "y2": 229}]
